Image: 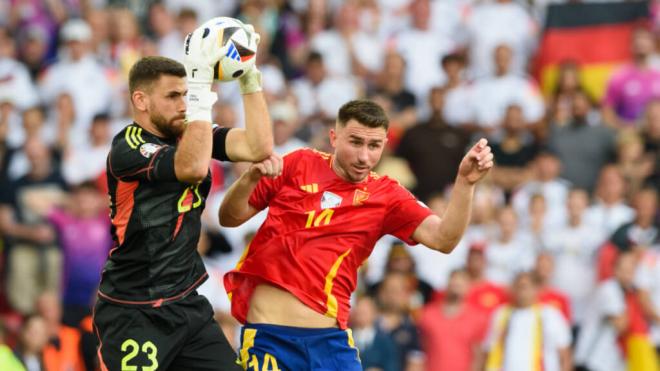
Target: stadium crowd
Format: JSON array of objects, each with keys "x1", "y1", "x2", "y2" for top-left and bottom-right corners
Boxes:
[{"x1": 0, "y1": 0, "x2": 659, "y2": 370}]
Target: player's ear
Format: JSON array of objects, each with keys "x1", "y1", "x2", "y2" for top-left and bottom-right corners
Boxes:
[
  {"x1": 132, "y1": 90, "x2": 148, "y2": 112},
  {"x1": 329, "y1": 127, "x2": 337, "y2": 148}
]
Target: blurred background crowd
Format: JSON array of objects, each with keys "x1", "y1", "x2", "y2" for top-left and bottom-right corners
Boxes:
[{"x1": 0, "y1": 0, "x2": 659, "y2": 370}]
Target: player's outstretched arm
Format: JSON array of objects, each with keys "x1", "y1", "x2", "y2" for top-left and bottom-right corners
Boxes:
[
  {"x1": 412, "y1": 138, "x2": 494, "y2": 253},
  {"x1": 176, "y1": 21, "x2": 228, "y2": 183},
  {"x1": 219, "y1": 154, "x2": 283, "y2": 227},
  {"x1": 225, "y1": 28, "x2": 274, "y2": 163}
]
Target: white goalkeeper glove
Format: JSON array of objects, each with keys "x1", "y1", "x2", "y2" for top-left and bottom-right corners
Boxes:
[
  {"x1": 183, "y1": 19, "x2": 228, "y2": 123},
  {"x1": 237, "y1": 23, "x2": 263, "y2": 95}
]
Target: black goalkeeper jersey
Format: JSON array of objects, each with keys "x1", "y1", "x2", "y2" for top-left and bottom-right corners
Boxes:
[{"x1": 98, "y1": 122, "x2": 230, "y2": 306}]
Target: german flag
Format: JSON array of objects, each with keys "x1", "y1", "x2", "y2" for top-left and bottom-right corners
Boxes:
[{"x1": 534, "y1": 1, "x2": 649, "y2": 101}]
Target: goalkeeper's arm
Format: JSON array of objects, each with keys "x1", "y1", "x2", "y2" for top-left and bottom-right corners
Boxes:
[
  {"x1": 225, "y1": 84, "x2": 273, "y2": 162},
  {"x1": 224, "y1": 26, "x2": 273, "y2": 163},
  {"x1": 175, "y1": 25, "x2": 221, "y2": 184}
]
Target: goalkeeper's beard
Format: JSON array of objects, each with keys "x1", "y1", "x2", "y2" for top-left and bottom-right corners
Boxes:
[{"x1": 150, "y1": 109, "x2": 186, "y2": 139}]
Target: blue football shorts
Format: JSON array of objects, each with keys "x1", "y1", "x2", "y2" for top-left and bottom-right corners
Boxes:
[{"x1": 237, "y1": 323, "x2": 362, "y2": 371}]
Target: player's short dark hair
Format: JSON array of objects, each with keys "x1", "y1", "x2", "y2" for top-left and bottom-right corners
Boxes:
[
  {"x1": 128, "y1": 56, "x2": 186, "y2": 95},
  {"x1": 337, "y1": 100, "x2": 389, "y2": 130}
]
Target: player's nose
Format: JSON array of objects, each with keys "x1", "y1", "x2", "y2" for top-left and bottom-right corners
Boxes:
[
  {"x1": 357, "y1": 146, "x2": 369, "y2": 163},
  {"x1": 177, "y1": 96, "x2": 187, "y2": 113}
]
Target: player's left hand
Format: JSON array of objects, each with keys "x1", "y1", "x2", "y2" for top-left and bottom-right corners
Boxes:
[
  {"x1": 238, "y1": 24, "x2": 262, "y2": 95},
  {"x1": 457, "y1": 138, "x2": 494, "y2": 185}
]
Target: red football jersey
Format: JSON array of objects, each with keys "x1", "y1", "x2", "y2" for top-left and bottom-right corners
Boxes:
[
  {"x1": 224, "y1": 148, "x2": 432, "y2": 328},
  {"x1": 538, "y1": 288, "x2": 572, "y2": 323},
  {"x1": 465, "y1": 281, "x2": 509, "y2": 314}
]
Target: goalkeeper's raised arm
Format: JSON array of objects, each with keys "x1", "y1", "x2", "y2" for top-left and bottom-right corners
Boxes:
[{"x1": 183, "y1": 17, "x2": 273, "y2": 170}]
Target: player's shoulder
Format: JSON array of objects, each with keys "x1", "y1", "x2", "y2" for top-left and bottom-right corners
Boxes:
[
  {"x1": 368, "y1": 170, "x2": 402, "y2": 188},
  {"x1": 112, "y1": 123, "x2": 143, "y2": 147},
  {"x1": 284, "y1": 147, "x2": 332, "y2": 164},
  {"x1": 368, "y1": 171, "x2": 419, "y2": 201},
  {"x1": 297, "y1": 147, "x2": 332, "y2": 159},
  {"x1": 113, "y1": 123, "x2": 164, "y2": 148},
  {"x1": 110, "y1": 123, "x2": 168, "y2": 160}
]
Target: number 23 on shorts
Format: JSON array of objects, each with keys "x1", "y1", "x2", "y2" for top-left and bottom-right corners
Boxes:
[{"x1": 121, "y1": 339, "x2": 159, "y2": 371}]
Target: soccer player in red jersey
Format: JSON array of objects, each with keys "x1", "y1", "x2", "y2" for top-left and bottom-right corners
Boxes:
[{"x1": 220, "y1": 100, "x2": 494, "y2": 370}]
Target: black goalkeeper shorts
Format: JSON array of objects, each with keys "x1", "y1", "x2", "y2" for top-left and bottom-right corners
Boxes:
[{"x1": 93, "y1": 292, "x2": 241, "y2": 371}]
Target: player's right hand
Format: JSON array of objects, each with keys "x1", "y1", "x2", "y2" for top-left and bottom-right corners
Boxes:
[
  {"x1": 248, "y1": 154, "x2": 283, "y2": 180},
  {"x1": 183, "y1": 18, "x2": 230, "y2": 86},
  {"x1": 184, "y1": 19, "x2": 230, "y2": 122}
]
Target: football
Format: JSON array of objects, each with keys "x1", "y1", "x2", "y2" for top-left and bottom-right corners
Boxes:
[{"x1": 210, "y1": 17, "x2": 258, "y2": 82}]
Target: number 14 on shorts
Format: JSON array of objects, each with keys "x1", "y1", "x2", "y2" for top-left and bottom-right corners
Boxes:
[
  {"x1": 121, "y1": 339, "x2": 159, "y2": 371},
  {"x1": 246, "y1": 353, "x2": 280, "y2": 371}
]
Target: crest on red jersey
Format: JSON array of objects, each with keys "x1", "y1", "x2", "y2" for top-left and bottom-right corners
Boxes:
[
  {"x1": 353, "y1": 189, "x2": 370, "y2": 206},
  {"x1": 321, "y1": 191, "x2": 342, "y2": 209}
]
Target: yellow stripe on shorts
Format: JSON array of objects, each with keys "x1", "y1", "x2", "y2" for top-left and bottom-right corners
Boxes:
[{"x1": 239, "y1": 328, "x2": 257, "y2": 370}]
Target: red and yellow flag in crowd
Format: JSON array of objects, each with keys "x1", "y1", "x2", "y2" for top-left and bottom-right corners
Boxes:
[{"x1": 534, "y1": 1, "x2": 649, "y2": 101}]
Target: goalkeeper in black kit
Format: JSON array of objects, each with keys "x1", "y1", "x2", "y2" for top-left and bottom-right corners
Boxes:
[{"x1": 92, "y1": 18, "x2": 271, "y2": 370}]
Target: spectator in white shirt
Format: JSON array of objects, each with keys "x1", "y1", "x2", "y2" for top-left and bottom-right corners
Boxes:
[
  {"x1": 62, "y1": 113, "x2": 112, "y2": 185},
  {"x1": 471, "y1": 44, "x2": 545, "y2": 131},
  {"x1": 544, "y1": 188, "x2": 607, "y2": 326},
  {"x1": 465, "y1": 0, "x2": 537, "y2": 79},
  {"x1": 484, "y1": 207, "x2": 537, "y2": 286},
  {"x1": 512, "y1": 150, "x2": 571, "y2": 231},
  {"x1": 443, "y1": 53, "x2": 478, "y2": 129},
  {"x1": 429, "y1": 0, "x2": 469, "y2": 46},
  {"x1": 584, "y1": 165, "x2": 636, "y2": 236},
  {"x1": 270, "y1": 100, "x2": 306, "y2": 156},
  {"x1": 164, "y1": 0, "x2": 236, "y2": 21},
  {"x1": 0, "y1": 26, "x2": 40, "y2": 144},
  {"x1": 635, "y1": 241, "x2": 660, "y2": 348},
  {"x1": 394, "y1": 0, "x2": 454, "y2": 116},
  {"x1": 633, "y1": 204, "x2": 660, "y2": 336},
  {"x1": 310, "y1": 1, "x2": 383, "y2": 79},
  {"x1": 575, "y1": 252, "x2": 637, "y2": 371},
  {"x1": 291, "y1": 51, "x2": 360, "y2": 126},
  {"x1": 85, "y1": 8, "x2": 111, "y2": 64},
  {"x1": 479, "y1": 272, "x2": 572, "y2": 371},
  {"x1": 39, "y1": 19, "x2": 112, "y2": 148},
  {"x1": 5, "y1": 106, "x2": 57, "y2": 182},
  {"x1": 148, "y1": 2, "x2": 182, "y2": 62},
  {"x1": 521, "y1": 193, "x2": 555, "y2": 249}
]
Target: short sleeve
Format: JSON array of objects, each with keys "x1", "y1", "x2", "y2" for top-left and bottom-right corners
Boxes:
[
  {"x1": 634, "y1": 252, "x2": 660, "y2": 293},
  {"x1": 248, "y1": 150, "x2": 302, "y2": 210},
  {"x1": 212, "y1": 125, "x2": 232, "y2": 162},
  {"x1": 635, "y1": 260, "x2": 653, "y2": 290},
  {"x1": 599, "y1": 281, "x2": 626, "y2": 317},
  {"x1": 108, "y1": 130, "x2": 177, "y2": 183},
  {"x1": 382, "y1": 181, "x2": 432, "y2": 245},
  {"x1": 544, "y1": 306, "x2": 571, "y2": 348}
]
